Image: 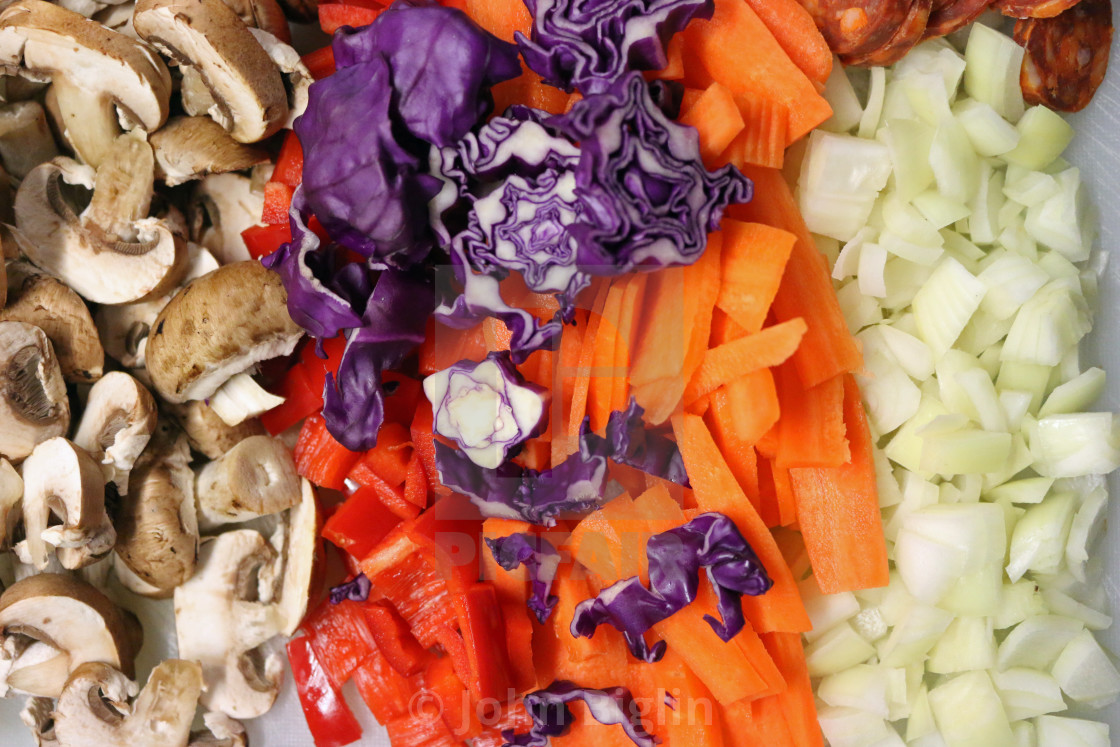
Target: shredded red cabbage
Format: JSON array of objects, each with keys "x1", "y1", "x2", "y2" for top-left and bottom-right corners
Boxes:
[
  {"x1": 503, "y1": 681, "x2": 658, "y2": 747},
  {"x1": 570, "y1": 512, "x2": 773, "y2": 661},
  {"x1": 329, "y1": 573, "x2": 372, "y2": 604},
  {"x1": 588, "y1": 399, "x2": 690, "y2": 487},
  {"x1": 516, "y1": 0, "x2": 714, "y2": 93},
  {"x1": 485, "y1": 533, "x2": 561, "y2": 623}
]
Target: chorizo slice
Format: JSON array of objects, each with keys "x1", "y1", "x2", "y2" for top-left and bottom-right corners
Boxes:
[
  {"x1": 843, "y1": 0, "x2": 934, "y2": 66},
  {"x1": 923, "y1": 0, "x2": 991, "y2": 38},
  {"x1": 1015, "y1": 0, "x2": 1114, "y2": 112},
  {"x1": 797, "y1": 0, "x2": 910, "y2": 57},
  {"x1": 995, "y1": 0, "x2": 1081, "y2": 19}
]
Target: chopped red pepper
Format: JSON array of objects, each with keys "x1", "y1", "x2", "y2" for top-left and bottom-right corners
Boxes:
[
  {"x1": 363, "y1": 602, "x2": 430, "y2": 676},
  {"x1": 318, "y1": 3, "x2": 381, "y2": 34},
  {"x1": 241, "y1": 223, "x2": 292, "y2": 260},
  {"x1": 360, "y1": 531, "x2": 457, "y2": 648},
  {"x1": 262, "y1": 181, "x2": 295, "y2": 225},
  {"x1": 272, "y1": 130, "x2": 305, "y2": 188},
  {"x1": 422, "y1": 654, "x2": 482, "y2": 740},
  {"x1": 301, "y1": 46, "x2": 336, "y2": 80},
  {"x1": 322, "y1": 487, "x2": 402, "y2": 559},
  {"x1": 261, "y1": 364, "x2": 322, "y2": 436},
  {"x1": 300, "y1": 598, "x2": 376, "y2": 687},
  {"x1": 382, "y1": 372, "x2": 425, "y2": 426},
  {"x1": 352, "y1": 646, "x2": 416, "y2": 725},
  {"x1": 404, "y1": 452, "x2": 429, "y2": 510},
  {"x1": 287, "y1": 636, "x2": 364, "y2": 747},
  {"x1": 454, "y1": 583, "x2": 515, "y2": 702},
  {"x1": 385, "y1": 711, "x2": 461, "y2": 747},
  {"x1": 355, "y1": 421, "x2": 413, "y2": 486},
  {"x1": 410, "y1": 402, "x2": 445, "y2": 497},
  {"x1": 348, "y1": 469, "x2": 421, "y2": 521},
  {"x1": 295, "y1": 414, "x2": 363, "y2": 491}
]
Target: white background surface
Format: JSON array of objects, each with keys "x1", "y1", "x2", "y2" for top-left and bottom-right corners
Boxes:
[{"x1": 2, "y1": 11, "x2": 1120, "y2": 747}]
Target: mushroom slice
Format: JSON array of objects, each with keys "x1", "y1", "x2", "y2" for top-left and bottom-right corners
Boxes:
[
  {"x1": 0, "y1": 573, "x2": 140, "y2": 698},
  {"x1": 134, "y1": 0, "x2": 288, "y2": 144},
  {"x1": 145, "y1": 260, "x2": 302, "y2": 403},
  {"x1": 20, "y1": 695, "x2": 59, "y2": 746},
  {"x1": 189, "y1": 712, "x2": 248, "y2": 747},
  {"x1": 14, "y1": 156, "x2": 188, "y2": 305},
  {"x1": 151, "y1": 116, "x2": 268, "y2": 187},
  {"x1": 189, "y1": 173, "x2": 264, "y2": 265},
  {"x1": 54, "y1": 660, "x2": 203, "y2": 747},
  {"x1": 0, "y1": 458, "x2": 21, "y2": 549},
  {"x1": 115, "y1": 423, "x2": 198, "y2": 593},
  {"x1": 72, "y1": 372, "x2": 158, "y2": 492},
  {"x1": 273, "y1": 478, "x2": 319, "y2": 635},
  {"x1": 0, "y1": 101, "x2": 58, "y2": 179},
  {"x1": 174, "y1": 529, "x2": 283, "y2": 718},
  {"x1": 222, "y1": 0, "x2": 290, "y2": 42},
  {"x1": 0, "y1": 0, "x2": 172, "y2": 167},
  {"x1": 196, "y1": 435, "x2": 299, "y2": 529},
  {"x1": 1, "y1": 261, "x2": 104, "y2": 383},
  {"x1": 168, "y1": 399, "x2": 265, "y2": 460},
  {"x1": 247, "y1": 28, "x2": 309, "y2": 128},
  {"x1": 17, "y1": 438, "x2": 114, "y2": 571},
  {"x1": 0, "y1": 321, "x2": 69, "y2": 463}
]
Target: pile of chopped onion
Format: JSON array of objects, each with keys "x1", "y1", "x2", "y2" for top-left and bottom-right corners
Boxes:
[{"x1": 797, "y1": 25, "x2": 1119, "y2": 747}]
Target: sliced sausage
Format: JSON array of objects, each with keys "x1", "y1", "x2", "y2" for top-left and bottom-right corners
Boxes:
[
  {"x1": 1015, "y1": 0, "x2": 1114, "y2": 112},
  {"x1": 843, "y1": 0, "x2": 934, "y2": 65},
  {"x1": 995, "y1": 0, "x2": 1081, "y2": 18},
  {"x1": 924, "y1": 0, "x2": 991, "y2": 37},
  {"x1": 797, "y1": 0, "x2": 911, "y2": 57}
]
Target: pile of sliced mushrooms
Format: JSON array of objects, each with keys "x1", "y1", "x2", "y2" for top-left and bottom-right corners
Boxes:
[{"x1": 0, "y1": 0, "x2": 323, "y2": 742}]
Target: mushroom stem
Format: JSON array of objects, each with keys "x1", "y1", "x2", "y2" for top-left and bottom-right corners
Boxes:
[
  {"x1": 207, "y1": 372, "x2": 284, "y2": 427},
  {"x1": 196, "y1": 434, "x2": 299, "y2": 528},
  {"x1": 83, "y1": 131, "x2": 155, "y2": 240},
  {"x1": 51, "y1": 77, "x2": 120, "y2": 169},
  {"x1": 0, "y1": 458, "x2": 21, "y2": 550}
]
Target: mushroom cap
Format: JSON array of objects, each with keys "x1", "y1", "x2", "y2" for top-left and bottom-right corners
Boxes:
[
  {"x1": 0, "y1": 320, "x2": 69, "y2": 462},
  {"x1": 247, "y1": 27, "x2": 309, "y2": 129},
  {"x1": 116, "y1": 424, "x2": 199, "y2": 591},
  {"x1": 189, "y1": 712, "x2": 248, "y2": 747},
  {"x1": 72, "y1": 370, "x2": 158, "y2": 490},
  {"x1": 14, "y1": 159, "x2": 189, "y2": 305},
  {"x1": 145, "y1": 260, "x2": 302, "y2": 403},
  {"x1": 54, "y1": 659, "x2": 203, "y2": 747},
  {"x1": 1, "y1": 261, "x2": 104, "y2": 382},
  {"x1": 223, "y1": 0, "x2": 290, "y2": 43},
  {"x1": 19, "y1": 437, "x2": 115, "y2": 570},
  {"x1": 133, "y1": 0, "x2": 288, "y2": 144},
  {"x1": 0, "y1": 100, "x2": 59, "y2": 180},
  {"x1": 0, "y1": 0, "x2": 171, "y2": 132},
  {"x1": 168, "y1": 399, "x2": 266, "y2": 460},
  {"x1": 189, "y1": 172, "x2": 263, "y2": 265},
  {"x1": 174, "y1": 529, "x2": 283, "y2": 718},
  {"x1": 151, "y1": 116, "x2": 268, "y2": 187},
  {"x1": 0, "y1": 573, "x2": 140, "y2": 697},
  {"x1": 0, "y1": 458, "x2": 21, "y2": 549}
]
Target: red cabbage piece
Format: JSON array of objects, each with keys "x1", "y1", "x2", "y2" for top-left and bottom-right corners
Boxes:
[
  {"x1": 295, "y1": 0, "x2": 520, "y2": 268},
  {"x1": 485, "y1": 533, "x2": 560, "y2": 623},
  {"x1": 570, "y1": 512, "x2": 773, "y2": 661},
  {"x1": 552, "y1": 72, "x2": 752, "y2": 273},
  {"x1": 587, "y1": 399, "x2": 689, "y2": 487},
  {"x1": 516, "y1": 0, "x2": 714, "y2": 93},
  {"x1": 329, "y1": 573, "x2": 372, "y2": 604},
  {"x1": 503, "y1": 681, "x2": 658, "y2": 747},
  {"x1": 322, "y1": 270, "x2": 434, "y2": 450},
  {"x1": 424, "y1": 351, "x2": 547, "y2": 469}
]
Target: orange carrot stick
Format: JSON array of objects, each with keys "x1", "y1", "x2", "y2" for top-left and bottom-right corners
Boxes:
[
  {"x1": 742, "y1": 0, "x2": 834, "y2": 86},
  {"x1": 684, "y1": 317, "x2": 807, "y2": 405},
  {"x1": 760, "y1": 632, "x2": 824, "y2": 747},
  {"x1": 716, "y1": 97, "x2": 790, "y2": 170},
  {"x1": 774, "y1": 368, "x2": 849, "y2": 469},
  {"x1": 716, "y1": 220, "x2": 797, "y2": 334},
  {"x1": 679, "y1": 81, "x2": 746, "y2": 164},
  {"x1": 568, "y1": 280, "x2": 611, "y2": 442},
  {"x1": 588, "y1": 279, "x2": 627, "y2": 433},
  {"x1": 610, "y1": 273, "x2": 649, "y2": 416}
]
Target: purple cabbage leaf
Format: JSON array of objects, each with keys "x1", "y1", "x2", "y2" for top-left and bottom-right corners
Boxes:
[
  {"x1": 516, "y1": 0, "x2": 714, "y2": 93},
  {"x1": 503, "y1": 681, "x2": 658, "y2": 747},
  {"x1": 586, "y1": 399, "x2": 689, "y2": 487},
  {"x1": 329, "y1": 573, "x2": 372, "y2": 604},
  {"x1": 485, "y1": 533, "x2": 561, "y2": 623},
  {"x1": 570, "y1": 512, "x2": 773, "y2": 661}
]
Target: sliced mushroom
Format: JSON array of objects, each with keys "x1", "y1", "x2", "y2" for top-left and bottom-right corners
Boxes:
[
  {"x1": 174, "y1": 529, "x2": 283, "y2": 718},
  {"x1": 167, "y1": 399, "x2": 266, "y2": 459},
  {"x1": 196, "y1": 434, "x2": 298, "y2": 529},
  {"x1": 55, "y1": 0, "x2": 109, "y2": 19},
  {"x1": 223, "y1": 0, "x2": 289, "y2": 42},
  {"x1": 1, "y1": 261, "x2": 104, "y2": 383},
  {"x1": 115, "y1": 422, "x2": 198, "y2": 593},
  {"x1": 72, "y1": 372, "x2": 158, "y2": 492},
  {"x1": 189, "y1": 172, "x2": 264, "y2": 264},
  {"x1": 273, "y1": 477, "x2": 318, "y2": 636},
  {"x1": 0, "y1": 101, "x2": 58, "y2": 179},
  {"x1": 189, "y1": 712, "x2": 248, "y2": 747},
  {"x1": 16, "y1": 438, "x2": 115, "y2": 571},
  {"x1": 134, "y1": 0, "x2": 288, "y2": 144},
  {"x1": 0, "y1": 573, "x2": 140, "y2": 698},
  {"x1": 151, "y1": 116, "x2": 268, "y2": 187},
  {"x1": 0, "y1": 321, "x2": 69, "y2": 463},
  {"x1": 272, "y1": 0, "x2": 314, "y2": 24},
  {"x1": 14, "y1": 148, "x2": 188, "y2": 305},
  {"x1": 0, "y1": 0, "x2": 171, "y2": 167},
  {"x1": 247, "y1": 28, "x2": 309, "y2": 128},
  {"x1": 145, "y1": 260, "x2": 302, "y2": 405},
  {"x1": 53, "y1": 659, "x2": 202, "y2": 747},
  {"x1": 19, "y1": 695, "x2": 58, "y2": 746},
  {"x1": 0, "y1": 458, "x2": 22, "y2": 550},
  {"x1": 92, "y1": 1, "x2": 136, "y2": 37}
]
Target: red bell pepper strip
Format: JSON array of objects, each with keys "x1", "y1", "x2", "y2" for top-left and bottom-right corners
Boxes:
[
  {"x1": 262, "y1": 181, "x2": 295, "y2": 225},
  {"x1": 360, "y1": 532, "x2": 457, "y2": 648},
  {"x1": 410, "y1": 401, "x2": 445, "y2": 497},
  {"x1": 294, "y1": 414, "x2": 362, "y2": 491},
  {"x1": 287, "y1": 636, "x2": 364, "y2": 747},
  {"x1": 260, "y1": 364, "x2": 322, "y2": 436},
  {"x1": 454, "y1": 583, "x2": 515, "y2": 702},
  {"x1": 322, "y1": 487, "x2": 402, "y2": 559},
  {"x1": 272, "y1": 130, "x2": 305, "y2": 188},
  {"x1": 348, "y1": 468, "x2": 421, "y2": 521},
  {"x1": 363, "y1": 601, "x2": 430, "y2": 676},
  {"x1": 241, "y1": 223, "x2": 292, "y2": 260},
  {"x1": 301, "y1": 46, "x2": 336, "y2": 79},
  {"x1": 355, "y1": 421, "x2": 413, "y2": 486},
  {"x1": 403, "y1": 452, "x2": 429, "y2": 510},
  {"x1": 300, "y1": 598, "x2": 377, "y2": 687},
  {"x1": 318, "y1": 3, "x2": 381, "y2": 33},
  {"x1": 351, "y1": 646, "x2": 416, "y2": 725},
  {"x1": 422, "y1": 654, "x2": 482, "y2": 740},
  {"x1": 382, "y1": 372, "x2": 425, "y2": 427}
]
